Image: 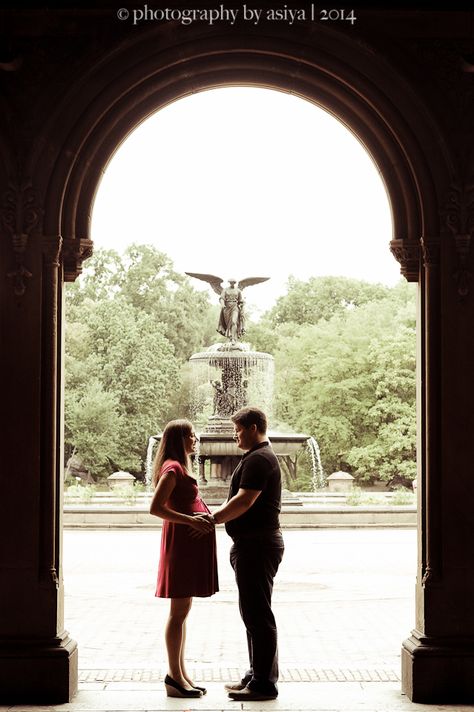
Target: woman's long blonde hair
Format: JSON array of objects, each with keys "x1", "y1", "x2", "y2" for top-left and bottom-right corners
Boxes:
[{"x1": 151, "y1": 419, "x2": 193, "y2": 488}]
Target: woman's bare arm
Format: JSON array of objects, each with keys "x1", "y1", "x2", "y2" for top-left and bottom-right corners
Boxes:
[{"x1": 150, "y1": 470, "x2": 214, "y2": 535}]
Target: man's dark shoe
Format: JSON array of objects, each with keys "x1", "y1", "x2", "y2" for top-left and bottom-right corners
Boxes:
[
  {"x1": 227, "y1": 687, "x2": 278, "y2": 701},
  {"x1": 224, "y1": 682, "x2": 247, "y2": 692}
]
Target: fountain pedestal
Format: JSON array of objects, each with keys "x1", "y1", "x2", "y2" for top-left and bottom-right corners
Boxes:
[
  {"x1": 146, "y1": 340, "x2": 324, "y2": 495},
  {"x1": 196, "y1": 430, "x2": 241, "y2": 501}
]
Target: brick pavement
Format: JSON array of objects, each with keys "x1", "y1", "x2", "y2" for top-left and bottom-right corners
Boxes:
[
  {"x1": 63, "y1": 529, "x2": 415, "y2": 686},
  {"x1": 9, "y1": 530, "x2": 474, "y2": 710}
]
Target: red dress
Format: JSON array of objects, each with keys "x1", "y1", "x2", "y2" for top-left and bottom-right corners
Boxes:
[{"x1": 156, "y1": 459, "x2": 219, "y2": 598}]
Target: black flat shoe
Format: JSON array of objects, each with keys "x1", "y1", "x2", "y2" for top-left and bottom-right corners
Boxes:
[
  {"x1": 164, "y1": 674, "x2": 202, "y2": 698},
  {"x1": 192, "y1": 685, "x2": 207, "y2": 694}
]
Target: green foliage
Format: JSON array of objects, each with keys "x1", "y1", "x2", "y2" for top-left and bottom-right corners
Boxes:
[
  {"x1": 250, "y1": 277, "x2": 417, "y2": 487},
  {"x1": 64, "y1": 378, "x2": 124, "y2": 478},
  {"x1": 290, "y1": 450, "x2": 315, "y2": 492},
  {"x1": 118, "y1": 483, "x2": 139, "y2": 505},
  {"x1": 66, "y1": 244, "x2": 215, "y2": 361},
  {"x1": 66, "y1": 248, "x2": 123, "y2": 306},
  {"x1": 66, "y1": 250, "x2": 417, "y2": 488},
  {"x1": 345, "y1": 487, "x2": 382, "y2": 506},
  {"x1": 390, "y1": 487, "x2": 415, "y2": 505},
  {"x1": 65, "y1": 244, "x2": 215, "y2": 479},
  {"x1": 244, "y1": 319, "x2": 299, "y2": 355},
  {"x1": 268, "y1": 275, "x2": 390, "y2": 326},
  {"x1": 345, "y1": 486, "x2": 414, "y2": 506},
  {"x1": 64, "y1": 483, "x2": 95, "y2": 503},
  {"x1": 345, "y1": 487, "x2": 363, "y2": 506}
]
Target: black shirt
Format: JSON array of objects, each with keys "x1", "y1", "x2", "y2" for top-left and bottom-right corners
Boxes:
[{"x1": 225, "y1": 441, "x2": 282, "y2": 539}]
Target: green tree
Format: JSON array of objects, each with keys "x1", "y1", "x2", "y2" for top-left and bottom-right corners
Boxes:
[
  {"x1": 65, "y1": 296, "x2": 181, "y2": 478},
  {"x1": 268, "y1": 275, "x2": 390, "y2": 326},
  {"x1": 244, "y1": 318, "x2": 299, "y2": 355},
  {"x1": 110, "y1": 244, "x2": 216, "y2": 360},
  {"x1": 65, "y1": 244, "x2": 222, "y2": 479},
  {"x1": 64, "y1": 379, "x2": 123, "y2": 478},
  {"x1": 346, "y1": 318, "x2": 416, "y2": 485},
  {"x1": 66, "y1": 244, "x2": 216, "y2": 361},
  {"x1": 270, "y1": 281, "x2": 416, "y2": 485},
  {"x1": 66, "y1": 248, "x2": 122, "y2": 306}
]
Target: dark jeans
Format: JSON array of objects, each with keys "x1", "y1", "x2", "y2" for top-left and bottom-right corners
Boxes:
[{"x1": 230, "y1": 531, "x2": 284, "y2": 695}]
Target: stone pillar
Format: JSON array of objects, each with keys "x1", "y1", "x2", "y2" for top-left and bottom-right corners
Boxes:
[
  {"x1": 198, "y1": 457, "x2": 207, "y2": 485},
  {"x1": 210, "y1": 461, "x2": 222, "y2": 480},
  {"x1": 402, "y1": 222, "x2": 474, "y2": 702},
  {"x1": 0, "y1": 222, "x2": 78, "y2": 702}
]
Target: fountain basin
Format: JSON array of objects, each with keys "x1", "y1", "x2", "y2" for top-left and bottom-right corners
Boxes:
[{"x1": 198, "y1": 431, "x2": 310, "y2": 457}]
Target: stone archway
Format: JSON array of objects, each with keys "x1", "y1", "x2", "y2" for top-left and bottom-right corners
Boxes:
[
  {"x1": 41, "y1": 35, "x2": 442, "y2": 268},
  {"x1": 2, "y1": 14, "x2": 472, "y2": 704}
]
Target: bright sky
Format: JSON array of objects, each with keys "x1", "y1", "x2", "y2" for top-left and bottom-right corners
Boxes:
[{"x1": 91, "y1": 87, "x2": 399, "y2": 315}]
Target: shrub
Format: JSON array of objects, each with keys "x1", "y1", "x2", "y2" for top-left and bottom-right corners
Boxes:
[
  {"x1": 64, "y1": 483, "x2": 94, "y2": 503},
  {"x1": 390, "y1": 487, "x2": 415, "y2": 505}
]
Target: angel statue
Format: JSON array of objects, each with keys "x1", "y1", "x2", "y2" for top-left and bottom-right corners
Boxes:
[{"x1": 185, "y1": 273, "x2": 270, "y2": 343}]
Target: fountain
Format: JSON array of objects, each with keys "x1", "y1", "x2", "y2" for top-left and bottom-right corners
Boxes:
[
  {"x1": 188, "y1": 340, "x2": 273, "y2": 483},
  {"x1": 307, "y1": 436, "x2": 325, "y2": 490},
  {"x1": 146, "y1": 273, "x2": 325, "y2": 499}
]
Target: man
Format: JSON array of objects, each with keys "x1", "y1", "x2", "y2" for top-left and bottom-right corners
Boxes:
[{"x1": 208, "y1": 406, "x2": 284, "y2": 701}]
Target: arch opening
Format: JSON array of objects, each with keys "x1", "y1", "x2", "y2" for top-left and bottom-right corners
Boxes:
[{"x1": 62, "y1": 85, "x2": 418, "y2": 680}]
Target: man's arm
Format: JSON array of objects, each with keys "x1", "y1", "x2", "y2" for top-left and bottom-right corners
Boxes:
[{"x1": 211, "y1": 488, "x2": 261, "y2": 524}]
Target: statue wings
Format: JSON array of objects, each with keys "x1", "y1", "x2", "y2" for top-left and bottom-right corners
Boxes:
[
  {"x1": 185, "y1": 272, "x2": 223, "y2": 296},
  {"x1": 186, "y1": 272, "x2": 269, "y2": 295},
  {"x1": 237, "y1": 277, "x2": 270, "y2": 290}
]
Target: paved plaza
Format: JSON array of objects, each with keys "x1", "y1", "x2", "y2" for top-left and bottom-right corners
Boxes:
[
  {"x1": 6, "y1": 527, "x2": 474, "y2": 710},
  {"x1": 63, "y1": 528, "x2": 416, "y2": 683}
]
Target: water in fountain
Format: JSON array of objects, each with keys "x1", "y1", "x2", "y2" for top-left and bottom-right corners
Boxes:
[
  {"x1": 147, "y1": 336, "x2": 324, "y2": 497},
  {"x1": 189, "y1": 341, "x2": 274, "y2": 429},
  {"x1": 306, "y1": 436, "x2": 325, "y2": 490},
  {"x1": 145, "y1": 435, "x2": 157, "y2": 486},
  {"x1": 193, "y1": 437, "x2": 202, "y2": 481}
]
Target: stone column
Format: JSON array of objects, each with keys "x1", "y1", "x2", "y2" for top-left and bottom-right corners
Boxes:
[
  {"x1": 210, "y1": 461, "x2": 222, "y2": 480},
  {"x1": 0, "y1": 221, "x2": 78, "y2": 702},
  {"x1": 402, "y1": 218, "x2": 474, "y2": 701},
  {"x1": 198, "y1": 456, "x2": 207, "y2": 485}
]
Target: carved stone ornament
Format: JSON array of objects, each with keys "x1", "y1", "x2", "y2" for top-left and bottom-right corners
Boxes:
[
  {"x1": 441, "y1": 182, "x2": 474, "y2": 298},
  {"x1": 42, "y1": 235, "x2": 63, "y2": 267},
  {"x1": 389, "y1": 239, "x2": 421, "y2": 282},
  {"x1": 422, "y1": 565, "x2": 439, "y2": 588},
  {"x1": 453, "y1": 233, "x2": 471, "y2": 298},
  {"x1": 420, "y1": 237, "x2": 441, "y2": 267},
  {"x1": 62, "y1": 237, "x2": 94, "y2": 282},
  {"x1": 1, "y1": 180, "x2": 42, "y2": 296}
]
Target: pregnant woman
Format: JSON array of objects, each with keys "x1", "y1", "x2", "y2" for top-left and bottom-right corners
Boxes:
[{"x1": 150, "y1": 419, "x2": 218, "y2": 698}]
